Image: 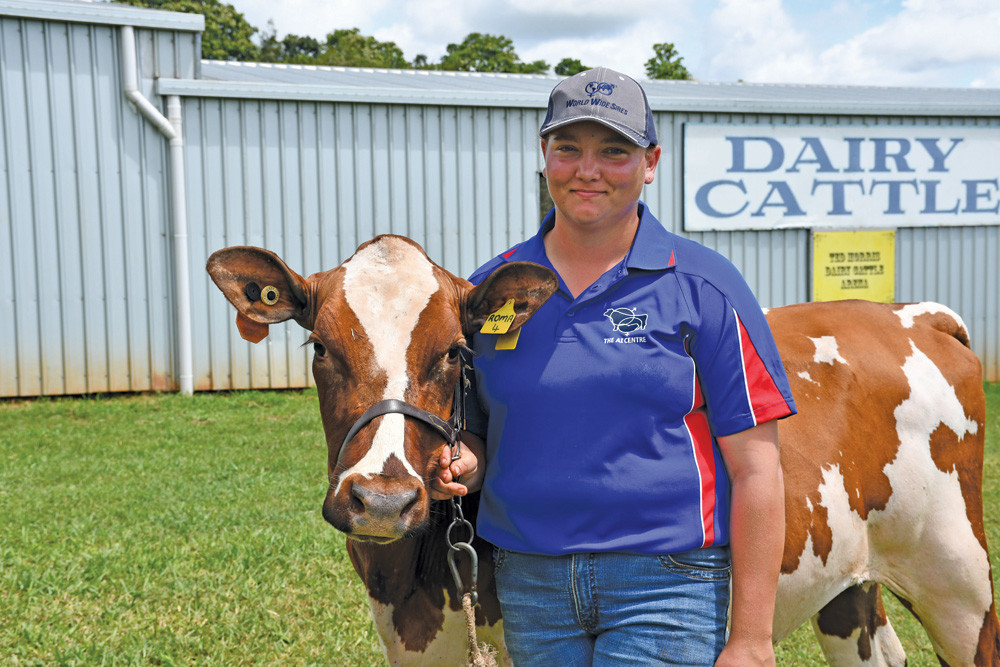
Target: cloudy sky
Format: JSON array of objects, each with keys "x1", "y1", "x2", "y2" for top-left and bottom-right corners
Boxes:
[{"x1": 227, "y1": 0, "x2": 1000, "y2": 88}]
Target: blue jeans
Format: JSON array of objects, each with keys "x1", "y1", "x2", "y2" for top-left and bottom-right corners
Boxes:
[{"x1": 493, "y1": 547, "x2": 730, "y2": 666}]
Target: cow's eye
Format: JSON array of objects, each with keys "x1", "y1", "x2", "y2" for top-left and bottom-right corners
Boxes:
[
  {"x1": 447, "y1": 345, "x2": 461, "y2": 362},
  {"x1": 313, "y1": 342, "x2": 327, "y2": 358}
]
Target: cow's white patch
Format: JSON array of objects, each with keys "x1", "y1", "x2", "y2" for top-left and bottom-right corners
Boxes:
[
  {"x1": 809, "y1": 336, "x2": 848, "y2": 365},
  {"x1": 774, "y1": 463, "x2": 869, "y2": 642},
  {"x1": 797, "y1": 371, "x2": 819, "y2": 385},
  {"x1": 337, "y1": 239, "x2": 439, "y2": 489},
  {"x1": 876, "y1": 340, "x2": 988, "y2": 665},
  {"x1": 368, "y1": 594, "x2": 508, "y2": 665},
  {"x1": 894, "y1": 302, "x2": 967, "y2": 335}
]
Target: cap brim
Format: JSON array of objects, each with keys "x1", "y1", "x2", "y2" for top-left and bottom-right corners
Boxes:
[{"x1": 539, "y1": 116, "x2": 652, "y2": 148}]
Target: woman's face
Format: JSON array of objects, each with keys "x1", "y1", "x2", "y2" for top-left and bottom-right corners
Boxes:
[{"x1": 541, "y1": 121, "x2": 660, "y2": 234}]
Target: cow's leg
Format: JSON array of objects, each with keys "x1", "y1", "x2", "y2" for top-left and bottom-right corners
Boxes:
[
  {"x1": 888, "y1": 585, "x2": 1000, "y2": 667},
  {"x1": 810, "y1": 583, "x2": 906, "y2": 666}
]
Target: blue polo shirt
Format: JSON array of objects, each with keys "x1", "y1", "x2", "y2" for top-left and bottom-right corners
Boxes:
[{"x1": 467, "y1": 203, "x2": 796, "y2": 556}]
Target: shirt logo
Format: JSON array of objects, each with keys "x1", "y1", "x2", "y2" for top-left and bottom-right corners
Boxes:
[{"x1": 604, "y1": 307, "x2": 648, "y2": 334}]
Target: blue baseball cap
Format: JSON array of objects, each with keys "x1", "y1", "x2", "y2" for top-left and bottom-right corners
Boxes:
[{"x1": 539, "y1": 67, "x2": 657, "y2": 147}]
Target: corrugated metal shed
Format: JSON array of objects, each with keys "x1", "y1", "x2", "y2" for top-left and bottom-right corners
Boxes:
[{"x1": 1, "y1": 0, "x2": 998, "y2": 397}]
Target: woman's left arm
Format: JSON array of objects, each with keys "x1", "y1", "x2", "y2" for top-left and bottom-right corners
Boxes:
[{"x1": 715, "y1": 420, "x2": 784, "y2": 667}]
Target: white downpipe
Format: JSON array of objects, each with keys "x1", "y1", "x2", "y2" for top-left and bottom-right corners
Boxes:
[
  {"x1": 120, "y1": 25, "x2": 194, "y2": 395},
  {"x1": 166, "y1": 95, "x2": 193, "y2": 396}
]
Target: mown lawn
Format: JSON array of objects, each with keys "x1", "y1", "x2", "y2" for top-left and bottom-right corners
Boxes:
[{"x1": 1, "y1": 384, "x2": 998, "y2": 665}]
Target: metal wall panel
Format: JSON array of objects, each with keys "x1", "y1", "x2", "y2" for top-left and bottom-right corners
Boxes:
[
  {"x1": 186, "y1": 97, "x2": 544, "y2": 390},
  {"x1": 0, "y1": 13, "x2": 198, "y2": 397}
]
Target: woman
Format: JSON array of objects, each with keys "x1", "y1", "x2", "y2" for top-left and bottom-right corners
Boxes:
[{"x1": 434, "y1": 67, "x2": 796, "y2": 666}]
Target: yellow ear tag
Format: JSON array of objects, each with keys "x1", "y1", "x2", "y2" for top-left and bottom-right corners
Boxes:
[
  {"x1": 495, "y1": 328, "x2": 521, "y2": 350},
  {"x1": 480, "y1": 298, "x2": 517, "y2": 335}
]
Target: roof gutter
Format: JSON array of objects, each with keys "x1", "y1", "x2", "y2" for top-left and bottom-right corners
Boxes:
[{"x1": 120, "y1": 25, "x2": 193, "y2": 395}]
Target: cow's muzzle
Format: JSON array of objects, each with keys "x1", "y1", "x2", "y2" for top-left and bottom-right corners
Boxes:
[{"x1": 322, "y1": 473, "x2": 426, "y2": 541}]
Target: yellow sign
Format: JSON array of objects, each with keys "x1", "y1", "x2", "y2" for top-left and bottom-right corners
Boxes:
[
  {"x1": 813, "y1": 230, "x2": 895, "y2": 303},
  {"x1": 480, "y1": 299, "x2": 517, "y2": 335}
]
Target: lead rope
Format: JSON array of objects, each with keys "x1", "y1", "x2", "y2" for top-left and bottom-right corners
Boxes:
[
  {"x1": 447, "y1": 352, "x2": 497, "y2": 667},
  {"x1": 447, "y1": 497, "x2": 497, "y2": 667}
]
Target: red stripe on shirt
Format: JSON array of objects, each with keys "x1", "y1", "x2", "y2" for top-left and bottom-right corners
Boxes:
[
  {"x1": 685, "y1": 375, "x2": 717, "y2": 547},
  {"x1": 736, "y1": 313, "x2": 791, "y2": 424}
]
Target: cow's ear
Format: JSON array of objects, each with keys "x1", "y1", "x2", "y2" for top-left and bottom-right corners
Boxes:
[
  {"x1": 206, "y1": 246, "x2": 311, "y2": 343},
  {"x1": 463, "y1": 262, "x2": 558, "y2": 336}
]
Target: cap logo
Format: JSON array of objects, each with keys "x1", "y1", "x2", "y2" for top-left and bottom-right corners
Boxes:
[{"x1": 585, "y1": 81, "x2": 615, "y2": 97}]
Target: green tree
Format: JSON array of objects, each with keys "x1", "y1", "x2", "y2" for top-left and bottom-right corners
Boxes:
[
  {"x1": 554, "y1": 58, "x2": 589, "y2": 76},
  {"x1": 315, "y1": 28, "x2": 409, "y2": 68},
  {"x1": 644, "y1": 42, "x2": 691, "y2": 80},
  {"x1": 114, "y1": 0, "x2": 259, "y2": 61},
  {"x1": 438, "y1": 33, "x2": 548, "y2": 74},
  {"x1": 277, "y1": 34, "x2": 322, "y2": 63}
]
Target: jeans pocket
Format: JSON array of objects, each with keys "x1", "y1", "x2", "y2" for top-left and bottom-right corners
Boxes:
[
  {"x1": 658, "y1": 547, "x2": 731, "y2": 581},
  {"x1": 492, "y1": 546, "x2": 507, "y2": 577}
]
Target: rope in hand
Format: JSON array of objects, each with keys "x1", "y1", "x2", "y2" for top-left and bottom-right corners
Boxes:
[{"x1": 448, "y1": 496, "x2": 497, "y2": 667}]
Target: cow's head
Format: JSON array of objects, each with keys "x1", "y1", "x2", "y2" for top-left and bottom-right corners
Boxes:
[{"x1": 207, "y1": 235, "x2": 557, "y2": 543}]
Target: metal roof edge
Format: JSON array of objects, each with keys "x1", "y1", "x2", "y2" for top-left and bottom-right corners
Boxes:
[
  {"x1": 158, "y1": 78, "x2": 1000, "y2": 117},
  {"x1": 157, "y1": 78, "x2": 550, "y2": 108},
  {"x1": 644, "y1": 95, "x2": 1000, "y2": 118},
  {"x1": 0, "y1": 0, "x2": 204, "y2": 31}
]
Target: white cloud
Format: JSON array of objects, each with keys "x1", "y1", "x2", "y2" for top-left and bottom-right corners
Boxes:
[
  {"x1": 700, "y1": 0, "x2": 1000, "y2": 86},
  {"x1": 703, "y1": 0, "x2": 816, "y2": 82},
  {"x1": 227, "y1": 0, "x2": 1000, "y2": 87}
]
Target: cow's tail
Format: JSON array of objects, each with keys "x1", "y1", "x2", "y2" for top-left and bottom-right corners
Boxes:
[{"x1": 898, "y1": 302, "x2": 971, "y2": 348}]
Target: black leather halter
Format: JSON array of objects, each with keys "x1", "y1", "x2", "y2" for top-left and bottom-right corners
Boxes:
[{"x1": 338, "y1": 353, "x2": 467, "y2": 464}]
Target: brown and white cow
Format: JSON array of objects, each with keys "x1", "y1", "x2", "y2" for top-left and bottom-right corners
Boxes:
[
  {"x1": 769, "y1": 300, "x2": 998, "y2": 665},
  {"x1": 208, "y1": 235, "x2": 998, "y2": 666}
]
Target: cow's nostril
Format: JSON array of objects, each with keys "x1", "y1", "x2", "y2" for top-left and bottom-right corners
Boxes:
[
  {"x1": 400, "y1": 490, "x2": 419, "y2": 517},
  {"x1": 349, "y1": 484, "x2": 367, "y2": 514}
]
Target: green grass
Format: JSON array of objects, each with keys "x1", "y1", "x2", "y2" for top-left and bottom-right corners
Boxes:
[
  {"x1": 0, "y1": 391, "x2": 383, "y2": 665},
  {"x1": 1, "y1": 385, "x2": 998, "y2": 665}
]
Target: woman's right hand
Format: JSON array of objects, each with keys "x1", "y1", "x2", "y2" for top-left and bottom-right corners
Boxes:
[{"x1": 430, "y1": 431, "x2": 485, "y2": 500}]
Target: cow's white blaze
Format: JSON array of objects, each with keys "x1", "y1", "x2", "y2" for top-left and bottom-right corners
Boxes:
[
  {"x1": 809, "y1": 336, "x2": 848, "y2": 365},
  {"x1": 894, "y1": 302, "x2": 968, "y2": 335},
  {"x1": 337, "y1": 239, "x2": 440, "y2": 489}
]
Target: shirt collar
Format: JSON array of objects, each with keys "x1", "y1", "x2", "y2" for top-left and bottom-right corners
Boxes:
[{"x1": 625, "y1": 202, "x2": 677, "y2": 271}]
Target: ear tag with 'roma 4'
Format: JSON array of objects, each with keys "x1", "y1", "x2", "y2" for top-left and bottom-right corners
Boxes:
[
  {"x1": 480, "y1": 298, "x2": 520, "y2": 350},
  {"x1": 480, "y1": 299, "x2": 516, "y2": 334}
]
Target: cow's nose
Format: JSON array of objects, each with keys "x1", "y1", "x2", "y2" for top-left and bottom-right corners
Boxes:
[{"x1": 350, "y1": 482, "x2": 419, "y2": 522}]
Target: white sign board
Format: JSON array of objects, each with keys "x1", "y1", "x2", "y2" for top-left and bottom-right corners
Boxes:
[{"x1": 683, "y1": 123, "x2": 1000, "y2": 231}]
